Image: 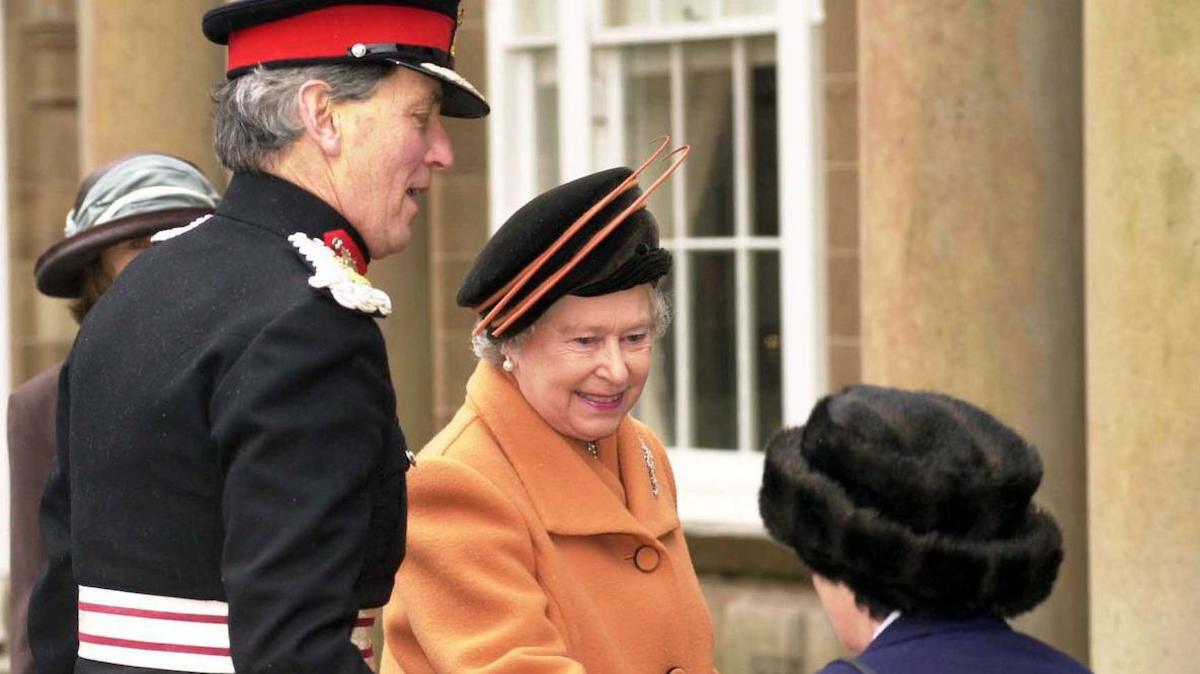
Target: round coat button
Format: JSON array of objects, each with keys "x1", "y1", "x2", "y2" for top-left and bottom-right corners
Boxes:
[{"x1": 633, "y1": 544, "x2": 661, "y2": 573}]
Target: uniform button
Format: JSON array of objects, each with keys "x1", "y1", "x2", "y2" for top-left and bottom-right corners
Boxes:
[{"x1": 633, "y1": 544, "x2": 661, "y2": 573}]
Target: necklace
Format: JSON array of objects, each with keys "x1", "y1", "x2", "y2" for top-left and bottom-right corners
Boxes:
[{"x1": 583, "y1": 440, "x2": 599, "y2": 460}]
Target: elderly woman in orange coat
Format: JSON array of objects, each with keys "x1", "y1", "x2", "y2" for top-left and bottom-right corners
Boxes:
[{"x1": 380, "y1": 147, "x2": 715, "y2": 674}]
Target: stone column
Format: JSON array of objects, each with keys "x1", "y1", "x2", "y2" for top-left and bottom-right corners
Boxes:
[
  {"x1": 858, "y1": 0, "x2": 1087, "y2": 661},
  {"x1": 5, "y1": 0, "x2": 80, "y2": 382},
  {"x1": 1086, "y1": 3, "x2": 1200, "y2": 670},
  {"x1": 77, "y1": 0, "x2": 224, "y2": 182}
]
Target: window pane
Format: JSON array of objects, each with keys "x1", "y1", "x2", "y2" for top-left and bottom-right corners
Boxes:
[
  {"x1": 636, "y1": 278, "x2": 677, "y2": 446},
  {"x1": 601, "y1": 0, "x2": 650, "y2": 27},
  {"x1": 514, "y1": 0, "x2": 557, "y2": 35},
  {"x1": 754, "y1": 251, "x2": 782, "y2": 449},
  {"x1": 751, "y1": 43, "x2": 779, "y2": 236},
  {"x1": 622, "y1": 46, "x2": 675, "y2": 237},
  {"x1": 604, "y1": 0, "x2": 776, "y2": 26},
  {"x1": 663, "y1": 0, "x2": 716, "y2": 23},
  {"x1": 532, "y1": 50, "x2": 560, "y2": 192},
  {"x1": 685, "y1": 41, "x2": 735, "y2": 237},
  {"x1": 723, "y1": 0, "x2": 777, "y2": 17},
  {"x1": 690, "y1": 252, "x2": 737, "y2": 449}
]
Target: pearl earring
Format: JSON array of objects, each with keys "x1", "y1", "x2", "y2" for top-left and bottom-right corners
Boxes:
[{"x1": 502, "y1": 357, "x2": 514, "y2": 372}]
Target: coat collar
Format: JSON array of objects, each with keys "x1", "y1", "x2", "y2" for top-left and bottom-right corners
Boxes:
[
  {"x1": 466, "y1": 360, "x2": 680, "y2": 539},
  {"x1": 218, "y1": 172, "x2": 372, "y2": 269},
  {"x1": 867, "y1": 615, "x2": 1010, "y2": 653}
]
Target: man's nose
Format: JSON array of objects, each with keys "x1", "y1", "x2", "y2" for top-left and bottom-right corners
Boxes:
[{"x1": 427, "y1": 118, "x2": 455, "y2": 170}]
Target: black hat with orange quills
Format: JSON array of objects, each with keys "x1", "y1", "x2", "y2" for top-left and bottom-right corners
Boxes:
[{"x1": 458, "y1": 137, "x2": 689, "y2": 338}]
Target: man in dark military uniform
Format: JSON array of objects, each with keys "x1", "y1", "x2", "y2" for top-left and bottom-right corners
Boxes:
[{"x1": 28, "y1": 2, "x2": 488, "y2": 672}]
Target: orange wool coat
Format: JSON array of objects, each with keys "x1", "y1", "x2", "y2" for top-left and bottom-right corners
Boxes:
[{"x1": 380, "y1": 361, "x2": 716, "y2": 673}]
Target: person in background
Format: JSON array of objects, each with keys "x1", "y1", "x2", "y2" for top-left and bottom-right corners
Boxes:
[
  {"x1": 28, "y1": 1, "x2": 487, "y2": 672},
  {"x1": 7, "y1": 152, "x2": 218, "y2": 674},
  {"x1": 759, "y1": 385, "x2": 1092, "y2": 674},
  {"x1": 380, "y1": 145, "x2": 716, "y2": 673}
]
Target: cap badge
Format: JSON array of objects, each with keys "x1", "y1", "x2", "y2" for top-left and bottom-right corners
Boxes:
[{"x1": 289, "y1": 232, "x2": 392, "y2": 316}]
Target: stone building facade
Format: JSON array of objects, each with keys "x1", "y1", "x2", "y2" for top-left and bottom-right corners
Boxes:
[{"x1": 3, "y1": 1, "x2": 1198, "y2": 672}]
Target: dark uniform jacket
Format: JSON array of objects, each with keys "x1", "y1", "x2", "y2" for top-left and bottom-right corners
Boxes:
[
  {"x1": 29, "y1": 172, "x2": 410, "y2": 674},
  {"x1": 7, "y1": 362, "x2": 62, "y2": 674},
  {"x1": 820, "y1": 616, "x2": 1092, "y2": 674}
]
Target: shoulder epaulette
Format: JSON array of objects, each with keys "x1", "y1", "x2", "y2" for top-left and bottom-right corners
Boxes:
[{"x1": 288, "y1": 233, "x2": 392, "y2": 317}]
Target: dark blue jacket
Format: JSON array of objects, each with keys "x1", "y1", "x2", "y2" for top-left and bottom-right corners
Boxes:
[{"x1": 819, "y1": 616, "x2": 1091, "y2": 674}]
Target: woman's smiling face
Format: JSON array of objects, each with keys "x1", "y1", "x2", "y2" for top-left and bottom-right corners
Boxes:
[{"x1": 505, "y1": 285, "x2": 656, "y2": 442}]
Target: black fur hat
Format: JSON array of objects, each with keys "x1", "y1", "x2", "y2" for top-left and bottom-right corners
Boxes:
[{"x1": 759, "y1": 385, "x2": 1064, "y2": 619}]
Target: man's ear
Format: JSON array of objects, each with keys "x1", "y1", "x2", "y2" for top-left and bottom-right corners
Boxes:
[{"x1": 296, "y1": 80, "x2": 340, "y2": 157}]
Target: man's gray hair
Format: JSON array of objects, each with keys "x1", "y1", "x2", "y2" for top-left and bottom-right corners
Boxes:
[
  {"x1": 472, "y1": 285, "x2": 672, "y2": 363},
  {"x1": 212, "y1": 64, "x2": 392, "y2": 173}
]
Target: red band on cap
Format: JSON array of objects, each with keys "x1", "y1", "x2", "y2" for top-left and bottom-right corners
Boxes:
[{"x1": 227, "y1": 4, "x2": 455, "y2": 74}]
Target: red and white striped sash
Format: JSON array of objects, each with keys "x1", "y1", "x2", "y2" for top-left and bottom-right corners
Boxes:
[{"x1": 77, "y1": 585, "x2": 378, "y2": 673}]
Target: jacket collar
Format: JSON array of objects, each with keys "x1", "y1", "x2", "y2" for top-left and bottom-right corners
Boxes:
[
  {"x1": 466, "y1": 360, "x2": 680, "y2": 539},
  {"x1": 218, "y1": 172, "x2": 372, "y2": 269},
  {"x1": 867, "y1": 615, "x2": 1010, "y2": 653}
]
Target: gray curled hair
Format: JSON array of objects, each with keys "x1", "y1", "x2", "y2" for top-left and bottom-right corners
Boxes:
[
  {"x1": 212, "y1": 64, "x2": 392, "y2": 173},
  {"x1": 472, "y1": 285, "x2": 672, "y2": 363}
]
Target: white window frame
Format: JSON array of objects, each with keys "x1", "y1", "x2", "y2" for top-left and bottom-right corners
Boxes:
[{"x1": 487, "y1": 0, "x2": 826, "y2": 536}]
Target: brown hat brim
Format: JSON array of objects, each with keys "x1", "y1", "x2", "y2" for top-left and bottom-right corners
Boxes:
[{"x1": 34, "y1": 207, "x2": 213, "y2": 298}]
